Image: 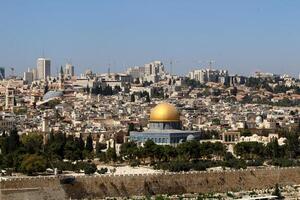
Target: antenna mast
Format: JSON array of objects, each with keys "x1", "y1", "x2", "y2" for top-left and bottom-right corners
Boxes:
[
  {"x1": 170, "y1": 60, "x2": 173, "y2": 76},
  {"x1": 108, "y1": 63, "x2": 111, "y2": 77},
  {"x1": 208, "y1": 60, "x2": 215, "y2": 69}
]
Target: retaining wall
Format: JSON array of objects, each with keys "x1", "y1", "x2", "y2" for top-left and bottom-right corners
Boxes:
[{"x1": 1, "y1": 167, "x2": 300, "y2": 199}]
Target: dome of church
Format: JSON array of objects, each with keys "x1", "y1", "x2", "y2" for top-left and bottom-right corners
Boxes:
[
  {"x1": 255, "y1": 116, "x2": 263, "y2": 124},
  {"x1": 150, "y1": 103, "x2": 180, "y2": 122}
]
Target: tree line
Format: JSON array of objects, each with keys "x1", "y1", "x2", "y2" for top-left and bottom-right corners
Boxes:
[
  {"x1": 0, "y1": 129, "x2": 107, "y2": 175},
  {"x1": 119, "y1": 133, "x2": 300, "y2": 172},
  {"x1": 0, "y1": 128, "x2": 299, "y2": 174}
]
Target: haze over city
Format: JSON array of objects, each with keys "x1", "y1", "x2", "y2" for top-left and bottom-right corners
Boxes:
[{"x1": 1, "y1": 0, "x2": 300, "y2": 77}]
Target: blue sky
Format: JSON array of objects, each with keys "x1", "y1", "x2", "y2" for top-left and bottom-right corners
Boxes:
[{"x1": 0, "y1": 0, "x2": 300, "y2": 77}]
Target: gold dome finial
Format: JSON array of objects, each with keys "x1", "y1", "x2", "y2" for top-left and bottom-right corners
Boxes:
[{"x1": 150, "y1": 103, "x2": 180, "y2": 122}]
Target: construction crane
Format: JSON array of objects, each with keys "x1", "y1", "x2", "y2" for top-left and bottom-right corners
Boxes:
[
  {"x1": 169, "y1": 60, "x2": 173, "y2": 76},
  {"x1": 169, "y1": 60, "x2": 179, "y2": 76}
]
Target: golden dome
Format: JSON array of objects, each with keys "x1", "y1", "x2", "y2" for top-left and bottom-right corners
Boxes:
[{"x1": 150, "y1": 103, "x2": 180, "y2": 122}]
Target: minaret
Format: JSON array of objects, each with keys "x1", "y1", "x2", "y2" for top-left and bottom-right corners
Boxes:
[
  {"x1": 89, "y1": 88, "x2": 92, "y2": 99},
  {"x1": 59, "y1": 65, "x2": 64, "y2": 90}
]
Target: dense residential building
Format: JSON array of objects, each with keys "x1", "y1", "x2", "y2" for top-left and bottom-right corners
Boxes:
[
  {"x1": 0, "y1": 62, "x2": 299, "y2": 199},
  {"x1": 23, "y1": 68, "x2": 34, "y2": 85},
  {"x1": 98, "y1": 72, "x2": 132, "y2": 88},
  {"x1": 126, "y1": 66, "x2": 145, "y2": 79},
  {"x1": 188, "y1": 68, "x2": 228, "y2": 84},
  {"x1": 0, "y1": 112, "x2": 15, "y2": 131},
  {"x1": 255, "y1": 71, "x2": 280, "y2": 79},
  {"x1": 65, "y1": 63, "x2": 75, "y2": 77},
  {"x1": 144, "y1": 61, "x2": 165, "y2": 76},
  {"x1": 126, "y1": 61, "x2": 166, "y2": 83},
  {"x1": 0, "y1": 59, "x2": 299, "y2": 193},
  {"x1": 5, "y1": 84, "x2": 14, "y2": 110}
]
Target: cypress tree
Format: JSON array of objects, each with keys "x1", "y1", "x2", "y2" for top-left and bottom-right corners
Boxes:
[
  {"x1": 85, "y1": 134, "x2": 93, "y2": 152},
  {"x1": 49, "y1": 130, "x2": 54, "y2": 144},
  {"x1": 78, "y1": 133, "x2": 85, "y2": 151},
  {"x1": 131, "y1": 94, "x2": 135, "y2": 102},
  {"x1": 60, "y1": 65, "x2": 64, "y2": 75},
  {"x1": 145, "y1": 92, "x2": 151, "y2": 103},
  {"x1": 7, "y1": 127, "x2": 20, "y2": 152}
]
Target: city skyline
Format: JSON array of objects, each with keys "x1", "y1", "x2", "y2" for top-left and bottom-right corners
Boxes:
[
  {"x1": 1, "y1": 1, "x2": 300, "y2": 199},
  {"x1": 1, "y1": 1, "x2": 300, "y2": 77}
]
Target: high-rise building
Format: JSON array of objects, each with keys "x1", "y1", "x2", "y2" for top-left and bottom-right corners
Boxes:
[
  {"x1": 0, "y1": 67, "x2": 5, "y2": 80},
  {"x1": 189, "y1": 69, "x2": 207, "y2": 83},
  {"x1": 144, "y1": 63, "x2": 152, "y2": 76},
  {"x1": 65, "y1": 63, "x2": 75, "y2": 77},
  {"x1": 37, "y1": 58, "x2": 51, "y2": 80},
  {"x1": 126, "y1": 61, "x2": 165, "y2": 83},
  {"x1": 144, "y1": 61, "x2": 165, "y2": 76},
  {"x1": 32, "y1": 68, "x2": 37, "y2": 80},
  {"x1": 23, "y1": 68, "x2": 34, "y2": 85},
  {"x1": 143, "y1": 61, "x2": 166, "y2": 83},
  {"x1": 126, "y1": 66, "x2": 145, "y2": 79}
]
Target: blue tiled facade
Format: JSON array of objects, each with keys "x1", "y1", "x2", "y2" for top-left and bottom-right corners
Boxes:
[{"x1": 130, "y1": 131, "x2": 202, "y2": 145}]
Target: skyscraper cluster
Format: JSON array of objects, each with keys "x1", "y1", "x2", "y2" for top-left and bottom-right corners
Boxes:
[
  {"x1": 23, "y1": 58, "x2": 51, "y2": 84},
  {"x1": 126, "y1": 61, "x2": 166, "y2": 83}
]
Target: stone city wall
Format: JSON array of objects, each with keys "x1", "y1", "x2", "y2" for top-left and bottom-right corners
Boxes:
[{"x1": 1, "y1": 167, "x2": 300, "y2": 200}]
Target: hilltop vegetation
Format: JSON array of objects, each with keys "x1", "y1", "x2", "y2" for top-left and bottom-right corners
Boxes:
[{"x1": 0, "y1": 128, "x2": 299, "y2": 175}]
